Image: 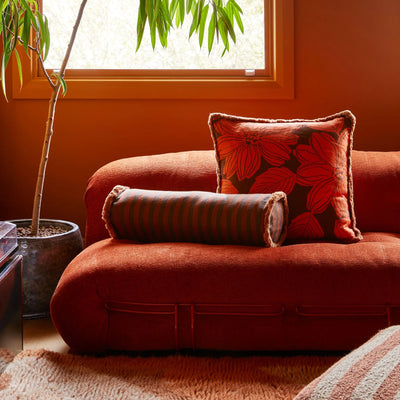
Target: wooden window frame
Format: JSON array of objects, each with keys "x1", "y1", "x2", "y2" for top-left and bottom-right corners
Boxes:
[{"x1": 12, "y1": 0, "x2": 294, "y2": 100}]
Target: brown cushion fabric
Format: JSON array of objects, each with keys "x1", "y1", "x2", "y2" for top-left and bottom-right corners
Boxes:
[
  {"x1": 209, "y1": 111, "x2": 362, "y2": 243},
  {"x1": 102, "y1": 186, "x2": 288, "y2": 247}
]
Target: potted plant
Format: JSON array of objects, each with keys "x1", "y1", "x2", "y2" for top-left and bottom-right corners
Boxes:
[{"x1": 0, "y1": 0, "x2": 243, "y2": 318}]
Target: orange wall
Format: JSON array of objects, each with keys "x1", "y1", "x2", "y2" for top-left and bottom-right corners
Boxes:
[{"x1": 1, "y1": 0, "x2": 399, "y2": 234}]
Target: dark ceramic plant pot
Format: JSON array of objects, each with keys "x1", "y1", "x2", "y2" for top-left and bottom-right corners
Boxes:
[{"x1": 10, "y1": 219, "x2": 83, "y2": 319}]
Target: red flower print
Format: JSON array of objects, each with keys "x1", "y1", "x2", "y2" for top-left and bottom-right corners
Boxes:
[
  {"x1": 220, "y1": 179, "x2": 238, "y2": 194},
  {"x1": 287, "y1": 212, "x2": 324, "y2": 240},
  {"x1": 215, "y1": 120, "x2": 298, "y2": 181},
  {"x1": 249, "y1": 167, "x2": 296, "y2": 195},
  {"x1": 306, "y1": 180, "x2": 336, "y2": 214},
  {"x1": 295, "y1": 130, "x2": 349, "y2": 214}
]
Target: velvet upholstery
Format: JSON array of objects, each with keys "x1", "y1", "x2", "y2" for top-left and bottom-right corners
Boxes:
[
  {"x1": 351, "y1": 151, "x2": 400, "y2": 233},
  {"x1": 52, "y1": 149, "x2": 400, "y2": 353},
  {"x1": 51, "y1": 232, "x2": 400, "y2": 353}
]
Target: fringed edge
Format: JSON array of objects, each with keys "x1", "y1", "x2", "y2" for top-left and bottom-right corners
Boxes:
[
  {"x1": 208, "y1": 113, "x2": 223, "y2": 194},
  {"x1": 101, "y1": 185, "x2": 130, "y2": 239},
  {"x1": 208, "y1": 110, "x2": 355, "y2": 126},
  {"x1": 345, "y1": 111, "x2": 363, "y2": 243},
  {"x1": 262, "y1": 191, "x2": 289, "y2": 248}
]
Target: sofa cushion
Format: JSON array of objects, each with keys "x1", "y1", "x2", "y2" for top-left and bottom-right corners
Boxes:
[
  {"x1": 209, "y1": 111, "x2": 362, "y2": 243},
  {"x1": 51, "y1": 232, "x2": 400, "y2": 353},
  {"x1": 352, "y1": 151, "x2": 400, "y2": 234},
  {"x1": 102, "y1": 186, "x2": 288, "y2": 247},
  {"x1": 294, "y1": 325, "x2": 400, "y2": 400}
]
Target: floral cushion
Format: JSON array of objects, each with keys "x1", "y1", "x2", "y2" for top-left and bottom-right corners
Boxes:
[
  {"x1": 102, "y1": 186, "x2": 289, "y2": 247},
  {"x1": 209, "y1": 111, "x2": 362, "y2": 243}
]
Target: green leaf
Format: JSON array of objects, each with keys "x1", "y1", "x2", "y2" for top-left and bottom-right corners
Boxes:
[
  {"x1": 133, "y1": 0, "x2": 244, "y2": 54},
  {"x1": 208, "y1": 11, "x2": 216, "y2": 53},
  {"x1": 186, "y1": 0, "x2": 193, "y2": 14},
  {"x1": 153, "y1": 0, "x2": 161, "y2": 25},
  {"x1": 11, "y1": 5, "x2": 19, "y2": 51},
  {"x1": 150, "y1": 22, "x2": 156, "y2": 49},
  {"x1": 217, "y1": 17, "x2": 229, "y2": 50},
  {"x1": 178, "y1": 0, "x2": 185, "y2": 26},
  {"x1": 52, "y1": 71, "x2": 67, "y2": 96},
  {"x1": 170, "y1": 0, "x2": 178, "y2": 16},
  {"x1": 21, "y1": 10, "x2": 30, "y2": 53},
  {"x1": 160, "y1": 0, "x2": 172, "y2": 29},
  {"x1": 1, "y1": 49, "x2": 11, "y2": 101},
  {"x1": 36, "y1": 12, "x2": 46, "y2": 51},
  {"x1": 136, "y1": 0, "x2": 147, "y2": 51},
  {"x1": 24, "y1": 0, "x2": 39, "y2": 14},
  {"x1": 198, "y1": 4, "x2": 208, "y2": 48},
  {"x1": 188, "y1": 2, "x2": 198, "y2": 38},
  {"x1": 1, "y1": 8, "x2": 8, "y2": 49},
  {"x1": 22, "y1": 0, "x2": 39, "y2": 31},
  {"x1": 43, "y1": 15, "x2": 50, "y2": 60},
  {"x1": 146, "y1": 0, "x2": 154, "y2": 23},
  {"x1": 196, "y1": 0, "x2": 204, "y2": 26},
  {"x1": 217, "y1": 6, "x2": 236, "y2": 43},
  {"x1": 1, "y1": 1, "x2": 9, "y2": 13},
  {"x1": 233, "y1": 6, "x2": 244, "y2": 33},
  {"x1": 157, "y1": 14, "x2": 167, "y2": 47},
  {"x1": 14, "y1": 47, "x2": 23, "y2": 88}
]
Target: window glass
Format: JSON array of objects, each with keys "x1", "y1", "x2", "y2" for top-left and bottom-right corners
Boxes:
[{"x1": 43, "y1": 0, "x2": 265, "y2": 71}]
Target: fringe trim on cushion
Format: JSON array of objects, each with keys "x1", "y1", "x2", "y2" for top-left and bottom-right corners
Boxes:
[
  {"x1": 210, "y1": 110, "x2": 354, "y2": 126},
  {"x1": 102, "y1": 185, "x2": 129, "y2": 239},
  {"x1": 263, "y1": 191, "x2": 289, "y2": 247},
  {"x1": 344, "y1": 111, "x2": 363, "y2": 242}
]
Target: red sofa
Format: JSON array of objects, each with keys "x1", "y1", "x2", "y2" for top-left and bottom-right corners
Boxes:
[{"x1": 51, "y1": 150, "x2": 400, "y2": 353}]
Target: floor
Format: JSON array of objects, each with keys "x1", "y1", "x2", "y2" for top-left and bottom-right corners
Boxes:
[{"x1": 23, "y1": 317, "x2": 69, "y2": 353}]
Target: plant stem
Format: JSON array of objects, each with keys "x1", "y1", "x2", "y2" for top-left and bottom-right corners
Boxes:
[{"x1": 31, "y1": 0, "x2": 89, "y2": 236}]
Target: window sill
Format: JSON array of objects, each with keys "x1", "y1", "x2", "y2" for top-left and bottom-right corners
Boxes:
[{"x1": 12, "y1": 75, "x2": 294, "y2": 100}]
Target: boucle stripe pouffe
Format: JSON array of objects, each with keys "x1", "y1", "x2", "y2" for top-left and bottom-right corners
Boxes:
[{"x1": 294, "y1": 325, "x2": 400, "y2": 400}]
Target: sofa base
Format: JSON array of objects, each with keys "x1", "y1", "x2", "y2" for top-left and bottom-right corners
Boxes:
[
  {"x1": 51, "y1": 233, "x2": 400, "y2": 353},
  {"x1": 104, "y1": 300, "x2": 399, "y2": 353}
]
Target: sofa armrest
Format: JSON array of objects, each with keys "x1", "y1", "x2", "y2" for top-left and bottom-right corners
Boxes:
[
  {"x1": 352, "y1": 150, "x2": 400, "y2": 233},
  {"x1": 85, "y1": 150, "x2": 217, "y2": 246}
]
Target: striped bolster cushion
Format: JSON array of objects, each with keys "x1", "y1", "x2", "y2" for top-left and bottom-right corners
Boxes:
[
  {"x1": 294, "y1": 325, "x2": 400, "y2": 400},
  {"x1": 102, "y1": 186, "x2": 288, "y2": 247}
]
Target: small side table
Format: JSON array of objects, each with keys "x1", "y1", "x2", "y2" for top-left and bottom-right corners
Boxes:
[{"x1": 0, "y1": 222, "x2": 23, "y2": 353}]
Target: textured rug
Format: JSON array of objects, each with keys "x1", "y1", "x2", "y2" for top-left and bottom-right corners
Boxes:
[{"x1": 0, "y1": 349, "x2": 339, "y2": 399}]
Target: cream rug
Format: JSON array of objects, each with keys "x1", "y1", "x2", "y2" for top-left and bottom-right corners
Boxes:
[{"x1": 0, "y1": 349, "x2": 338, "y2": 399}]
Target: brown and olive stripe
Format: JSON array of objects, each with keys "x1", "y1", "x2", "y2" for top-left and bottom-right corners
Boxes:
[{"x1": 102, "y1": 186, "x2": 288, "y2": 247}]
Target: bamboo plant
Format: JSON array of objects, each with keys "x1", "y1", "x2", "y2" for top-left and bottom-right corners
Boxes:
[{"x1": 0, "y1": 0, "x2": 243, "y2": 236}]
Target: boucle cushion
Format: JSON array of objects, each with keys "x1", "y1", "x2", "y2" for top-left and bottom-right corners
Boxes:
[
  {"x1": 294, "y1": 325, "x2": 400, "y2": 400},
  {"x1": 102, "y1": 186, "x2": 288, "y2": 247},
  {"x1": 209, "y1": 111, "x2": 362, "y2": 243}
]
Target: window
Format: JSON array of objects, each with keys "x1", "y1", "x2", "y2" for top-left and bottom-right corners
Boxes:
[
  {"x1": 43, "y1": 0, "x2": 266, "y2": 74},
  {"x1": 12, "y1": 0, "x2": 294, "y2": 99}
]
